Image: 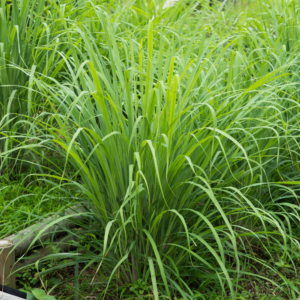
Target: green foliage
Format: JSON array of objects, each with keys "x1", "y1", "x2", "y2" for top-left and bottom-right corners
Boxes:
[
  {"x1": 127, "y1": 279, "x2": 152, "y2": 299},
  {"x1": 0, "y1": 178, "x2": 80, "y2": 238},
  {"x1": 2, "y1": 0, "x2": 300, "y2": 299},
  {"x1": 27, "y1": 288, "x2": 56, "y2": 300},
  {"x1": 0, "y1": 0, "x2": 68, "y2": 169}
]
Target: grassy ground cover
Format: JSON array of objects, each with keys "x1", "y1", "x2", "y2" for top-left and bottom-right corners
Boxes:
[
  {"x1": 0, "y1": 178, "x2": 79, "y2": 238},
  {"x1": 2, "y1": 0, "x2": 300, "y2": 299}
]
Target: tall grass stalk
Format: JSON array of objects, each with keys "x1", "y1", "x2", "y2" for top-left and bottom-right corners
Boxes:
[{"x1": 0, "y1": 0, "x2": 71, "y2": 170}]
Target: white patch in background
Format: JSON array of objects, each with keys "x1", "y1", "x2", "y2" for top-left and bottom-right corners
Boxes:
[
  {"x1": 152, "y1": 0, "x2": 179, "y2": 20},
  {"x1": 162, "y1": 0, "x2": 178, "y2": 9},
  {"x1": 0, "y1": 293, "x2": 25, "y2": 300}
]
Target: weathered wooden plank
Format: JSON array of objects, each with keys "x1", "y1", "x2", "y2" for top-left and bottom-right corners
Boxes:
[
  {"x1": 5, "y1": 204, "x2": 88, "y2": 258},
  {"x1": 0, "y1": 240, "x2": 15, "y2": 289}
]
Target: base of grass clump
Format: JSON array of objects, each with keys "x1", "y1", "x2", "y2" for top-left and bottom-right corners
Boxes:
[{"x1": 16, "y1": 261, "x2": 300, "y2": 300}]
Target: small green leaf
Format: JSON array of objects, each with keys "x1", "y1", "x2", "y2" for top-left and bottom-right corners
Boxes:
[
  {"x1": 32, "y1": 288, "x2": 46, "y2": 300},
  {"x1": 44, "y1": 296, "x2": 56, "y2": 300},
  {"x1": 26, "y1": 293, "x2": 35, "y2": 300}
]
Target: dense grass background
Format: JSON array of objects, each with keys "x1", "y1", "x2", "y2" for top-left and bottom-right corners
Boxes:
[{"x1": 2, "y1": 0, "x2": 300, "y2": 299}]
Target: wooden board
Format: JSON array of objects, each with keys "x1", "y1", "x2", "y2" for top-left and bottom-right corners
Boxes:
[{"x1": 0, "y1": 240, "x2": 15, "y2": 288}]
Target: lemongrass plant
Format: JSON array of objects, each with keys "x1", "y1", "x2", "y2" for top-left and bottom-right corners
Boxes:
[
  {"x1": 5, "y1": 0, "x2": 300, "y2": 299},
  {"x1": 0, "y1": 0, "x2": 75, "y2": 171}
]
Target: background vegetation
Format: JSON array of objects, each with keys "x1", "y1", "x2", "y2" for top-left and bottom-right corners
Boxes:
[{"x1": 2, "y1": 0, "x2": 300, "y2": 299}]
